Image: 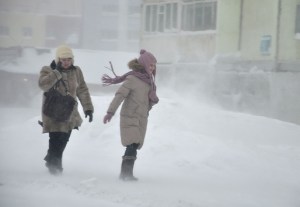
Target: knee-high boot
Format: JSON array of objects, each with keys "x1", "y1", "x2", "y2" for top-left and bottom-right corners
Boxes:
[{"x1": 119, "y1": 156, "x2": 138, "y2": 181}]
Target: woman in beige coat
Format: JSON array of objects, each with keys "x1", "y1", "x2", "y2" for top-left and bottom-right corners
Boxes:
[
  {"x1": 102, "y1": 49, "x2": 159, "y2": 181},
  {"x1": 39, "y1": 45, "x2": 94, "y2": 175}
]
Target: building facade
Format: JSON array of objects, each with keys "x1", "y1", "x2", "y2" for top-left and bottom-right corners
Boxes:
[
  {"x1": 81, "y1": 0, "x2": 142, "y2": 52},
  {"x1": 139, "y1": 0, "x2": 300, "y2": 125},
  {"x1": 0, "y1": 0, "x2": 142, "y2": 52},
  {"x1": 140, "y1": 0, "x2": 217, "y2": 64},
  {"x1": 216, "y1": 0, "x2": 300, "y2": 71},
  {"x1": 140, "y1": 0, "x2": 300, "y2": 68},
  {"x1": 0, "y1": 0, "x2": 82, "y2": 48}
]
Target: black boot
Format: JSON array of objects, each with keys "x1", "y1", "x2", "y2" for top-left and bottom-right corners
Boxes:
[
  {"x1": 44, "y1": 133, "x2": 69, "y2": 175},
  {"x1": 44, "y1": 155, "x2": 63, "y2": 175},
  {"x1": 119, "y1": 156, "x2": 138, "y2": 181}
]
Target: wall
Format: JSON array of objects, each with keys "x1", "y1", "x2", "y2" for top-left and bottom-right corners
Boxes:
[
  {"x1": 278, "y1": 0, "x2": 300, "y2": 61},
  {"x1": 0, "y1": 12, "x2": 45, "y2": 48},
  {"x1": 141, "y1": 32, "x2": 216, "y2": 64},
  {"x1": 217, "y1": 0, "x2": 300, "y2": 62},
  {"x1": 240, "y1": 0, "x2": 278, "y2": 60},
  {"x1": 216, "y1": 0, "x2": 241, "y2": 54},
  {"x1": 0, "y1": 0, "x2": 82, "y2": 48},
  {"x1": 45, "y1": 15, "x2": 81, "y2": 48},
  {"x1": 81, "y1": 0, "x2": 141, "y2": 52}
]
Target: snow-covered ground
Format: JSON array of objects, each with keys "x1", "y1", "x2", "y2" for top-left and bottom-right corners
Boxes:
[
  {"x1": 0, "y1": 93, "x2": 300, "y2": 207},
  {"x1": 0, "y1": 49, "x2": 300, "y2": 207}
]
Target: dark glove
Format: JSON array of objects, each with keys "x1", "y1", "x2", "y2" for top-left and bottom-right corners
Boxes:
[
  {"x1": 103, "y1": 112, "x2": 113, "y2": 124},
  {"x1": 85, "y1": 110, "x2": 93, "y2": 122},
  {"x1": 50, "y1": 60, "x2": 56, "y2": 69}
]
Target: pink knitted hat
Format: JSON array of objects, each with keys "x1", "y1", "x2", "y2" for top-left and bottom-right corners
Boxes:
[{"x1": 137, "y1": 49, "x2": 157, "y2": 76}]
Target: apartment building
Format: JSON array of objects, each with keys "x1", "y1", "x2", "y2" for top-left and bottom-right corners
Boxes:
[
  {"x1": 139, "y1": 0, "x2": 300, "y2": 124},
  {"x1": 0, "y1": 0, "x2": 142, "y2": 52},
  {"x1": 81, "y1": 0, "x2": 142, "y2": 51},
  {"x1": 0, "y1": 0, "x2": 82, "y2": 48},
  {"x1": 140, "y1": 0, "x2": 300, "y2": 69}
]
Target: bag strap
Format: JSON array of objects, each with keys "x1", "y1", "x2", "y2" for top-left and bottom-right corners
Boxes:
[
  {"x1": 52, "y1": 67, "x2": 76, "y2": 95},
  {"x1": 52, "y1": 72, "x2": 70, "y2": 95},
  {"x1": 59, "y1": 79, "x2": 70, "y2": 95}
]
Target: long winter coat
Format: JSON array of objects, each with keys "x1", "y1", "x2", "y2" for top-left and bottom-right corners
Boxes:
[
  {"x1": 107, "y1": 75, "x2": 151, "y2": 149},
  {"x1": 39, "y1": 65, "x2": 94, "y2": 133}
]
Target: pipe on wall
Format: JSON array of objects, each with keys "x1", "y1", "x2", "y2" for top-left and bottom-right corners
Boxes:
[
  {"x1": 238, "y1": 0, "x2": 244, "y2": 51},
  {"x1": 275, "y1": 0, "x2": 282, "y2": 64}
]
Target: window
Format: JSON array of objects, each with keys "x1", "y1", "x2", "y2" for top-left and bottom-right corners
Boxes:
[
  {"x1": 166, "y1": 3, "x2": 178, "y2": 31},
  {"x1": 181, "y1": 1, "x2": 217, "y2": 31},
  {"x1": 0, "y1": 25, "x2": 9, "y2": 36},
  {"x1": 260, "y1": 35, "x2": 272, "y2": 56},
  {"x1": 144, "y1": 0, "x2": 216, "y2": 34},
  {"x1": 144, "y1": 3, "x2": 178, "y2": 33},
  {"x1": 22, "y1": 27, "x2": 32, "y2": 37}
]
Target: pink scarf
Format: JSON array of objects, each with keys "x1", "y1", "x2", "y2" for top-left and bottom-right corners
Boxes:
[{"x1": 102, "y1": 71, "x2": 159, "y2": 106}]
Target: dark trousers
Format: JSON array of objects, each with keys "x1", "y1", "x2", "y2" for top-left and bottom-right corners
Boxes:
[
  {"x1": 124, "y1": 143, "x2": 139, "y2": 157},
  {"x1": 44, "y1": 131, "x2": 71, "y2": 169}
]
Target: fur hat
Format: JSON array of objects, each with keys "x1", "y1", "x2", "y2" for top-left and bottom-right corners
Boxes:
[
  {"x1": 55, "y1": 45, "x2": 74, "y2": 64},
  {"x1": 137, "y1": 49, "x2": 157, "y2": 76}
]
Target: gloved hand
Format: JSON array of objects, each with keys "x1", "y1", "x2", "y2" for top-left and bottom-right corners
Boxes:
[
  {"x1": 85, "y1": 110, "x2": 93, "y2": 122},
  {"x1": 103, "y1": 112, "x2": 113, "y2": 124}
]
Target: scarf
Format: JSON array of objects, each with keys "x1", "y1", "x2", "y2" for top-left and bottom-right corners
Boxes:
[{"x1": 102, "y1": 71, "x2": 159, "y2": 106}]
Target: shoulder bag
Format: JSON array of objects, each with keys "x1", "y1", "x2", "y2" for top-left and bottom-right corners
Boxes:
[{"x1": 43, "y1": 78, "x2": 76, "y2": 122}]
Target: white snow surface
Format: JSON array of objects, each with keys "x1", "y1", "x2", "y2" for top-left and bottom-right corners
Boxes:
[{"x1": 0, "y1": 49, "x2": 300, "y2": 207}]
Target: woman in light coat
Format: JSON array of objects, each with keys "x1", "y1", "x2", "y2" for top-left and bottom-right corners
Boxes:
[
  {"x1": 39, "y1": 45, "x2": 94, "y2": 175},
  {"x1": 102, "y1": 49, "x2": 159, "y2": 181}
]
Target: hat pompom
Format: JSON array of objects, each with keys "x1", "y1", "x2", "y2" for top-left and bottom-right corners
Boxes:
[{"x1": 140, "y1": 49, "x2": 146, "y2": 55}]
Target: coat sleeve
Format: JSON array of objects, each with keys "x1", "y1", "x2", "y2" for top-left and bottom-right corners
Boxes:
[
  {"x1": 38, "y1": 66, "x2": 62, "y2": 91},
  {"x1": 107, "y1": 76, "x2": 133, "y2": 114},
  {"x1": 75, "y1": 67, "x2": 94, "y2": 112}
]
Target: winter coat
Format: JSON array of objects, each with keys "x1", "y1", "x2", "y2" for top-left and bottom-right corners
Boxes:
[
  {"x1": 107, "y1": 75, "x2": 151, "y2": 149},
  {"x1": 39, "y1": 65, "x2": 93, "y2": 133}
]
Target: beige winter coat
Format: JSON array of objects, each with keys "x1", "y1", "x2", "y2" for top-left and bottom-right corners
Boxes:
[
  {"x1": 107, "y1": 75, "x2": 151, "y2": 149},
  {"x1": 39, "y1": 65, "x2": 94, "y2": 133}
]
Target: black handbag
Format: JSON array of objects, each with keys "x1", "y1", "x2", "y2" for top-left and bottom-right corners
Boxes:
[{"x1": 43, "y1": 79, "x2": 76, "y2": 122}]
